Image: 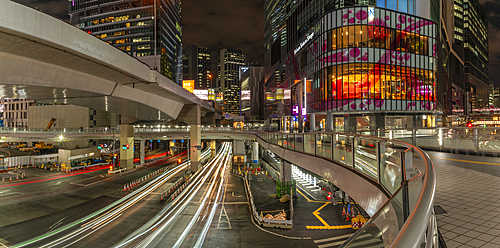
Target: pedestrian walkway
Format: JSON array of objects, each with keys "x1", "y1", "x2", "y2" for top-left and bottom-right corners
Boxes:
[{"x1": 429, "y1": 151, "x2": 500, "y2": 248}]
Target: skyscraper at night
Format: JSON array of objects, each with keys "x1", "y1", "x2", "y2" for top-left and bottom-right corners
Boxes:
[
  {"x1": 264, "y1": 0, "x2": 443, "y2": 131},
  {"x1": 68, "y1": 0, "x2": 183, "y2": 84},
  {"x1": 183, "y1": 45, "x2": 212, "y2": 89},
  {"x1": 218, "y1": 48, "x2": 246, "y2": 115},
  {"x1": 453, "y1": 0, "x2": 489, "y2": 110}
]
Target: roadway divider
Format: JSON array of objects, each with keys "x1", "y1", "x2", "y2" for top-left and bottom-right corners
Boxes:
[
  {"x1": 243, "y1": 174, "x2": 293, "y2": 229},
  {"x1": 123, "y1": 166, "x2": 170, "y2": 191},
  {"x1": 159, "y1": 176, "x2": 191, "y2": 201}
]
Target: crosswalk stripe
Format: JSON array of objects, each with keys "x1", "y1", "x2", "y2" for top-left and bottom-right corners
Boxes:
[
  {"x1": 344, "y1": 238, "x2": 382, "y2": 247},
  {"x1": 313, "y1": 234, "x2": 353, "y2": 243},
  {"x1": 315, "y1": 233, "x2": 372, "y2": 248}
]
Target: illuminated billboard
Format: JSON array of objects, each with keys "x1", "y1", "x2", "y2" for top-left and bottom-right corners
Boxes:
[
  {"x1": 193, "y1": 89, "x2": 208, "y2": 100},
  {"x1": 241, "y1": 90, "x2": 250, "y2": 100},
  {"x1": 182, "y1": 80, "x2": 194, "y2": 93},
  {"x1": 276, "y1": 89, "x2": 284, "y2": 100},
  {"x1": 208, "y1": 89, "x2": 215, "y2": 100},
  {"x1": 216, "y1": 93, "x2": 223, "y2": 101}
]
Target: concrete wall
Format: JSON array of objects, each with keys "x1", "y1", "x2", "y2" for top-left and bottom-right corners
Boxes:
[{"x1": 28, "y1": 105, "x2": 119, "y2": 129}]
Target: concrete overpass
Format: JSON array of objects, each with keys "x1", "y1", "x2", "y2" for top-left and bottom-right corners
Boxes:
[{"x1": 0, "y1": 0, "x2": 220, "y2": 169}]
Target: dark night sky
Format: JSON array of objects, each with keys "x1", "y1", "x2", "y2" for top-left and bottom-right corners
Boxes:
[{"x1": 11, "y1": 0, "x2": 500, "y2": 86}]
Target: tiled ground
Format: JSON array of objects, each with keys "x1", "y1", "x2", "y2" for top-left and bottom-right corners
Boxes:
[{"x1": 429, "y1": 151, "x2": 500, "y2": 248}]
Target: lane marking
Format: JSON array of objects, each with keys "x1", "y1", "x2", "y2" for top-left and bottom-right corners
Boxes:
[
  {"x1": 297, "y1": 189, "x2": 353, "y2": 230},
  {"x1": 429, "y1": 156, "x2": 500, "y2": 166}
]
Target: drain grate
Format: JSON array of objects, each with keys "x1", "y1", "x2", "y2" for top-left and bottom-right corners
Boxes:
[{"x1": 434, "y1": 205, "x2": 447, "y2": 215}]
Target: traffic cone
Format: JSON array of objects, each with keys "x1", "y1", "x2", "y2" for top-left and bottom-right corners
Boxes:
[
  {"x1": 21, "y1": 174, "x2": 24, "y2": 179},
  {"x1": 16, "y1": 175, "x2": 18, "y2": 180},
  {"x1": 342, "y1": 208, "x2": 346, "y2": 217},
  {"x1": 9, "y1": 176, "x2": 12, "y2": 181},
  {"x1": 2, "y1": 177, "x2": 4, "y2": 183}
]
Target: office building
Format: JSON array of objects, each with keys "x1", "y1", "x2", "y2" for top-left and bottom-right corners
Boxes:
[
  {"x1": 3, "y1": 99, "x2": 35, "y2": 128},
  {"x1": 183, "y1": 45, "x2": 212, "y2": 89},
  {"x1": 218, "y1": 49, "x2": 246, "y2": 115},
  {"x1": 240, "y1": 66, "x2": 265, "y2": 120},
  {"x1": 69, "y1": 0, "x2": 183, "y2": 83},
  {"x1": 454, "y1": 0, "x2": 489, "y2": 110}
]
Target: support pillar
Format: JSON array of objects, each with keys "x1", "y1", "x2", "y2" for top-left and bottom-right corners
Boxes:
[
  {"x1": 309, "y1": 113, "x2": 316, "y2": 132},
  {"x1": 283, "y1": 117, "x2": 287, "y2": 132},
  {"x1": 280, "y1": 159, "x2": 292, "y2": 183},
  {"x1": 371, "y1": 115, "x2": 385, "y2": 137},
  {"x1": 211, "y1": 140, "x2": 216, "y2": 157},
  {"x1": 120, "y1": 124, "x2": 134, "y2": 169},
  {"x1": 140, "y1": 139, "x2": 145, "y2": 164},
  {"x1": 190, "y1": 124, "x2": 201, "y2": 172},
  {"x1": 289, "y1": 116, "x2": 294, "y2": 133},
  {"x1": 252, "y1": 142, "x2": 259, "y2": 164},
  {"x1": 326, "y1": 111, "x2": 334, "y2": 131}
]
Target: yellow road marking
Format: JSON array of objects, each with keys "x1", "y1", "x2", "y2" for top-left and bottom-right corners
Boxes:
[
  {"x1": 297, "y1": 189, "x2": 353, "y2": 230},
  {"x1": 429, "y1": 156, "x2": 500, "y2": 166},
  {"x1": 305, "y1": 225, "x2": 352, "y2": 230}
]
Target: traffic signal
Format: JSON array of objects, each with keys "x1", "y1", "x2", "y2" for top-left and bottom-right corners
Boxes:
[
  {"x1": 467, "y1": 122, "x2": 473, "y2": 128},
  {"x1": 122, "y1": 144, "x2": 130, "y2": 150}
]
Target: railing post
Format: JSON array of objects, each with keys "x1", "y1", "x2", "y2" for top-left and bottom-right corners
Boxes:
[
  {"x1": 351, "y1": 136, "x2": 356, "y2": 170},
  {"x1": 376, "y1": 141, "x2": 381, "y2": 184},
  {"x1": 412, "y1": 128, "x2": 416, "y2": 146},
  {"x1": 473, "y1": 128, "x2": 479, "y2": 151}
]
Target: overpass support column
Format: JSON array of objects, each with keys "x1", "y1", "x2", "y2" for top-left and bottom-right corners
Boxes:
[
  {"x1": 211, "y1": 140, "x2": 216, "y2": 157},
  {"x1": 326, "y1": 111, "x2": 333, "y2": 131},
  {"x1": 280, "y1": 160, "x2": 292, "y2": 183},
  {"x1": 140, "y1": 139, "x2": 145, "y2": 164},
  {"x1": 120, "y1": 124, "x2": 134, "y2": 170},
  {"x1": 252, "y1": 142, "x2": 259, "y2": 164},
  {"x1": 190, "y1": 125, "x2": 201, "y2": 172}
]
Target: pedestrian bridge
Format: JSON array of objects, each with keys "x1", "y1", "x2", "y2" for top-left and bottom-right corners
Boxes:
[
  {"x1": 0, "y1": 126, "x2": 438, "y2": 247},
  {"x1": 0, "y1": 0, "x2": 214, "y2": 120}
]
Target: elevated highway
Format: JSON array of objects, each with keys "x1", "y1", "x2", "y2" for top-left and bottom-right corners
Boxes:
[{"x1": 0, "y1": 0, "x2": 215, "y2": 121}]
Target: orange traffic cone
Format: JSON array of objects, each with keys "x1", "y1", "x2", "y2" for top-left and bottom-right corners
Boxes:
[
  {"x1": 2, "y1": 177, "x2": 4, "y2": 183},
  {"x1": 16, "y1": 175, "x2": 18, "y2": 180},
  {"x1": 123, "y1": 184, "x2": 127, "y2": 191},
  {"x1": 9, "y1": 176, "x2": 12, "y2": 181},
  {"x1": 342, "y1": 208, "x2": 346, "y2": 217}
]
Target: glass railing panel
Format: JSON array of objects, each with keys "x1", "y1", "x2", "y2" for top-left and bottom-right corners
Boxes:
[
  {"x1": 333, "y1": 134, "x2": 353, "y2": 167},
  {"x1": 354, "y1": 138, "x2": 378, "y2": 180},
  {"x1": 295, "y1": 134, "x2": 304, "y2": 152},
  {"x1": 379, "y1": 143, "x2": 402, "y2": 195},
  {"x1": 278, "y1": 134, "x2": 283, "y2": 147},
  {"x1": 442, "y1": 128, "x2": 474, "y2": 150},
  {"x1": 343, "y1": 186, "x2": 405, "y2": 248},
  {"x1": 287, "y1": 134, "x2": 294, "y2": 150},
  {"x1": 304, "y1": 133, "x2": 315, "y2": 155},
  {"x1": 415, "y1": 128, "x2": 439, "y2": 149},
  {"x1": 315, "y1": 133, "x2": 332, "y2": 159},
  {"x1": 477, "y1": 129, "x2": 500, "y2": 152}
]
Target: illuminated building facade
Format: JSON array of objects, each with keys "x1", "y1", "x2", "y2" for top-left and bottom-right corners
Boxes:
[
  {"x1": 218, "y1": 49, "x2": 246, "y2": 115},
  {"x1": 183, "y1": 45, "x2": 212, "y2": 89},
  {"x1": 69, "y1": 0, "x2": 183, "y2": 83},
  {"x1": 264, "y1": 0, "x2": 441, "y2": 131}
]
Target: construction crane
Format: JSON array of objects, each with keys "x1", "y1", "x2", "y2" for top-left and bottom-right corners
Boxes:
[{"x1": 45, "y1": 118, "x2": 56, "y2": 131}]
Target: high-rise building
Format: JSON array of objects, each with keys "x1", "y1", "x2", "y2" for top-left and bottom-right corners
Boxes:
[
  {"x1": 182, "y1": 45, "x2": 212, "y2": 89},
  {"x1": 3, "y1": 99, "x2": 35, "y2": 128},
  {"x1": 218, "y1": 49, "x2": 246, "y2": 115},
  {"x1": 264, "y1": 0, "x2": 443, "y2": 131},
  {"x1": 69, "y1": 0, "x2": 183, "y2": 84},
  {"x1": 240, "y1": 66, "x2": 265, "y2": 120},
  {"x1": 454, "y1": 0, "x2": 489, "y2": 110}
]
